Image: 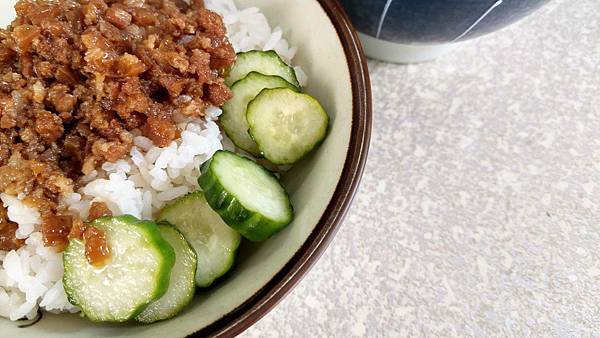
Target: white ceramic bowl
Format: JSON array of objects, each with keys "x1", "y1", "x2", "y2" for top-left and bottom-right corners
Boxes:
[{"x1": 0, "y1": 0, "x2": 371, "y2": 336}]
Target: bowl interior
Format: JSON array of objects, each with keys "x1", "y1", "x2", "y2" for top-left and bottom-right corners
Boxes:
[{"x1": 0, "y1": 0, "x2": 354, "y2": 337}]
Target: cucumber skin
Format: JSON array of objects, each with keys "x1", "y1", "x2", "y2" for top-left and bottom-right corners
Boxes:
[
  {"x1": 226, "y1": 50, "x2": 300, "y2": 88},
  {"x1": 222, "y1": 72, "x2": 300, "y2": 156},
  {"x1": 158, "y1": 192, "x2": 241, "y2": 288},
  {"x1": 63, "y1": 215, "x2": 176, "y2": 323},
  {"x1": 136, "y1": 223, "x2": 197, "y2": 324},
  {"x1": 199, "y1": 151, "x2": 294, "y2": 242},
  {"x1": 247, "y1": 88, "x2": 330, "y2": 165}
]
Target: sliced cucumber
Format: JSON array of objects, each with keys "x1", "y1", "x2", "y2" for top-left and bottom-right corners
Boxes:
[
  {"x1": 226, "y1": 50, "x2": 299, "y2": 88},
  {"x1": 136, "y1": 224, "x2": 197, "y2": 324},
  {"x1": 199, "y1": 151, "x2": 294, "y2": 242},
  {"x1": 222, "y1": 72, "x2": 299, "y2": 155},
  {"x1": 63, "y1": 216, "x2": 175, "y2": 323},
  {"x1": 159, "y1": 192, "x2": 241, "y2": 288},
  {"x1": 247, "y1": 88, "x2": 329, "y2": 165}
]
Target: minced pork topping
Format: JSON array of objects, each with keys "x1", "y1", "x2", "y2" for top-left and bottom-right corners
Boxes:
[{"x1": 0, "y1": 0, "x2": 235, "y2": 251}]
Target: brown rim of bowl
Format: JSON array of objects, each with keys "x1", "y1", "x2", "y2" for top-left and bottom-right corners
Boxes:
[{"x1": 193, "y1": 1, "x2": 372, "y2": 337}]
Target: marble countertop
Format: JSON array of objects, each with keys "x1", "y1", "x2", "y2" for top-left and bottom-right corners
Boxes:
[{"x1": 244, "y1": 0, "x2": 600, "y2": 336}]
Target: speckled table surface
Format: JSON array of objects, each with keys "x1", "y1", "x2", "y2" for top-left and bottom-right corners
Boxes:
[{"x1": 243, "y1": 0, "x2": 600, "y2": 337}]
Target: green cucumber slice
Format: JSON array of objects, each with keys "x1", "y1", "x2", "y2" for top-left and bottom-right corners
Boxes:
[
  {"x1": 226, "y1": 50, "x2": 300, "y2": 88},
  {"x1": 159, "y1": 192, "x2": 241, "y2": 288},
  {"x1": 135, "y1": 224, "x2": 197, "y2": 324},
  {"x1": 222, "y1": 72, "x2": 299, "y2": 156},
  {"x1": 199, "y1": 151, "x2": 294, "y2": 242},
  {"x1": 247, "y1": 88, "x2": 329, "y2": 165},
  {"x1": 63, "y1": 216, "x2": 175, "y2": 323}
]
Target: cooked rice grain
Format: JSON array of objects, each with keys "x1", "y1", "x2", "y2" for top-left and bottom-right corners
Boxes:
[{"x1": 0, "y1": 0, "x2": 305, "y2": 321}]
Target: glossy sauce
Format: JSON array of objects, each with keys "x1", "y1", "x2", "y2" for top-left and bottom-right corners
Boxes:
[
  {"x1": 0, "y1": 0, "x2": 235, "y2": 251},
  {"x1": 83, "y1": 226, "x2": 111, "y2": 267},
  {"x1": 41, "y1": 215, "x2": 72, "y2": 250},
  {"x1": 88, "y1": 202, "x2": 112, "y2": 220}
]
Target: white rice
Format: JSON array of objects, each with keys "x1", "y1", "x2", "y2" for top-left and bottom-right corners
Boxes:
[
  {"x1": 0, "y1": 0, "x2": 304, "y2": 321},
  {"x1": 0, "y1": 194, "x2": 79, "y2": 320},
  {"x1": 204, "y1": 0, "x2": 307, "y2": 86}
]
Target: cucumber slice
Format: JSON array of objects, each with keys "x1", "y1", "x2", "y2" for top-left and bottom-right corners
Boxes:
[
  {"x1": 199, "y1": 151, "x2": 294, "y2": 242},
  {"x1": 222, "y1": 72, "x2": 299, "y2": 155},
  {"x1": 226, "y1": 50, "x2": 300, "y2": 88},
  {"x1": 159, "y1": 192, "x2": 241, "y2": 288},
  {"x1": 135, "y1": 224, "x2": 197, "y2": 324},
  {"x1": 247, "y1": 88, "x2": 329, "y2": 165},
  {"x1": 63, "y1": 216, "x2": 175, "y2": 323}
]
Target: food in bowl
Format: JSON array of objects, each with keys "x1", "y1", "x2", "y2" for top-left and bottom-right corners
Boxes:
[{"x1": 0, "y1": 0, "x2": 329, "y2": 325}]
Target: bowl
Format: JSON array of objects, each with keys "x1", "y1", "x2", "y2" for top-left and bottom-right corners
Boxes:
[
  {"x1": 339, "y1": 0, "x2": 550, "y2": 63},
  {"x1": 0, "y1": 0, "x2": 371, "y2": 337}
]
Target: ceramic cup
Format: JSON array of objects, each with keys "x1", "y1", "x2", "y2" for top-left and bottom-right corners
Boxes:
[{"x1": 339, "y1": 0, "x2": 550, "y2": 63}]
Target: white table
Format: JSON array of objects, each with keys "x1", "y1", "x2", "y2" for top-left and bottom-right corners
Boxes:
[{"x1": 245, "y1": 0, "x2": 600, "y2": 336}]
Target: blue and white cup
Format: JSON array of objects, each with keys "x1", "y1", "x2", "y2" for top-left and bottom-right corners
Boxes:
[{"x1": 340, "y1": 0, "x2": 550, "y2": 63}]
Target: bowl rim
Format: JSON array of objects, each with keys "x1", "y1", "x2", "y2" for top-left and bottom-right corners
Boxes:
[{"x1": 194, "y1": 1, "x2": 373, "y2": 337}]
